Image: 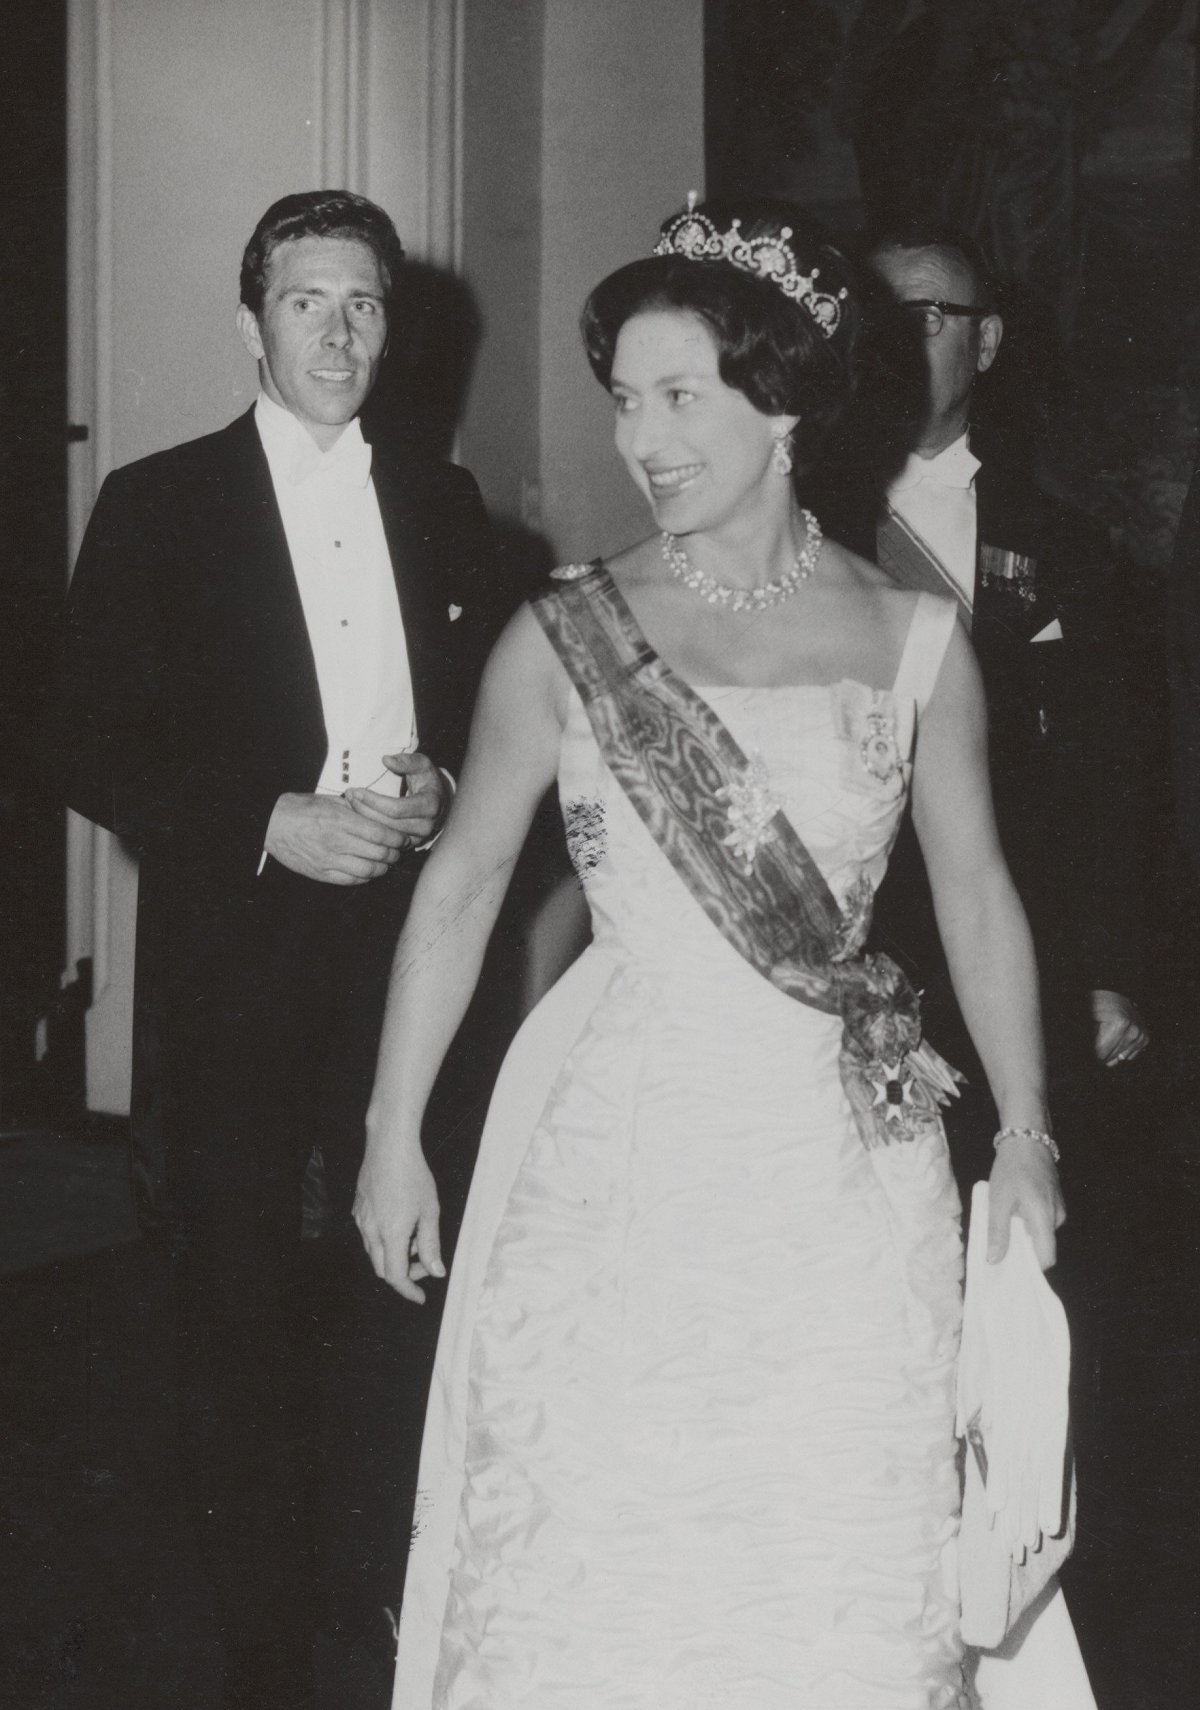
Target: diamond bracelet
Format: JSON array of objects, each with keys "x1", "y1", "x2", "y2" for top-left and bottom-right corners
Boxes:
[{"x1": 993, "y1": 1125, "x2": 1060, "y2": 1165}]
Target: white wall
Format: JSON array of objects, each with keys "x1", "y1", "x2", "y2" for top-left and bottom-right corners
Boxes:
[
  {"x1": 459, "y1": 0, "x2": 546, "y2": 533},
  {"x1": 107, "y1": 3, "x2": 316, "y2": 459},
  {"x1": 458, "y1": 0, "x2": 706, "y2": 560},
  {"x1": 74, "y1": 0, "x2": 335, "y2": 1112},
  {"x1": 539, "y1": 0, "x2": 705, "y2": 562},
  {"x1": 67, "y1": 0, "x2": 704, "y2": 1111},
  {"x1": 68, "y1": 0, "x2": 452, "y2": 1112}
]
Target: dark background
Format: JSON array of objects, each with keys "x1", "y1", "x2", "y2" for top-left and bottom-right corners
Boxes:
[
  {"x1": 707, "y1": 5, "x2": 1200, "y2": 1703},
  {"x1": 2, "y1": 3, "x2": 1198, "y2": 1705},
  {"x1": 0, "y1": 0, "x2": 68, "y2": 1130},
  {"x1": 706, "y1": 0, "x2": 1198, "y2": 571}
]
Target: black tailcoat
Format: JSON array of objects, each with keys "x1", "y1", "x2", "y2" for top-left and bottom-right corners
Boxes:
[
  {"x1": 40, "y1": 406, "x2": 499, "y2": 1693},
  {"x1": 48, "y1": 405, "x2": 493, "y2": 874},
  {"x1": 45, "y1": 405, "x2": 496, "y2": 1145}
]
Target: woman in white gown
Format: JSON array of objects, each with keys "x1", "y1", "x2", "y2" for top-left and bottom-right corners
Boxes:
[{"x1": 353, "y1": 201, "x2": 1065, "y2": 1710}]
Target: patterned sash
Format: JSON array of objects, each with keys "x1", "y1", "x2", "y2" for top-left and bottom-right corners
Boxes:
[{"x1": 532, "y1": 564, "x2": 961, "y2": 1149}]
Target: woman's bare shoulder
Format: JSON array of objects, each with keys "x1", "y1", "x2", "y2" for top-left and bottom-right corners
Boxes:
[
  {"x1": 821, "y1": 538, "x2": 933, "y2": 634},
  {"x1": 820, "y1": 542, "x2": 968, "y2": 680},
  {"x1": 479, "y1": 600, "x2": 575, "y2": 729},
  {"x1": 490, "y1": 599, "x2": 555, "y2": 670}
]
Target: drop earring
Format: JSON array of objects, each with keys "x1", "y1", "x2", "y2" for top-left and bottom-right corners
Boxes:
[{"x1": 771, "y1": 427, "x2": 794, "y2": 477}]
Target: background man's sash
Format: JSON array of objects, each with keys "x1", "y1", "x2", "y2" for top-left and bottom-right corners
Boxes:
[{"x1": 877, "y1": 506, "x2": 974, "y2": 626}]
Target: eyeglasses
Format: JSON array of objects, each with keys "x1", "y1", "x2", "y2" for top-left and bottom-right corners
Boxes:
[{"x1": 894, "y1": 299, "x2": 992, "y2": 337}]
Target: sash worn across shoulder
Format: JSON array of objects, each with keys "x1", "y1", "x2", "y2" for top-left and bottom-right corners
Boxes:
[
  {"x1": 532, "y1": 563, "x2": 961, "y2": 1150},
  {"x1": 877, "y1": 507, "x2": 973, "y2": 627}
]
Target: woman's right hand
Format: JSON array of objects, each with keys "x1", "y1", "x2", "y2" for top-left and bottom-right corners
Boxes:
[
  {"x1": 348, "y1": 608, "x2": 566, "y2": 1301},
  {"x1": 353, "y1": 1141, "x2": 445, "y2": 1303}
]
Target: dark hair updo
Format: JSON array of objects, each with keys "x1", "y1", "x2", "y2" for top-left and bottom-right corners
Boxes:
[
  {"x1": 239, "y1": 189, "x2": 407, "y2": 316},
  {"x1": 581, "y1": 198, "x2": 859, "y2": 473}
]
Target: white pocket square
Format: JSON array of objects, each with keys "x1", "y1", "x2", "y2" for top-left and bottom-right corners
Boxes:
[
  {"x1": 448, "y1": 603, "x2": 463, "y2": 622},
  {"x1": 1031, "y1": 619, "x2": 1062, "y2": 643}
]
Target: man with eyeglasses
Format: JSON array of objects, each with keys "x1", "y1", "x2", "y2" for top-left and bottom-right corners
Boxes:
[{"x1": 854, "y1": 223, "x2": 1148, "y2": 1173}]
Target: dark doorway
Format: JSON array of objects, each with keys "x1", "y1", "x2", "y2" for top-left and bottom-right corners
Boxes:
[{"x1": 0, "y1": 0, "x2": 69, "y2": 1127}]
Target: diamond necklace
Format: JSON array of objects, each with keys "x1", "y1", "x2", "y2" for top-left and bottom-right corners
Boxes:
[{"x1": 661, "y1": 509, "x2": 823, "y2": 612}]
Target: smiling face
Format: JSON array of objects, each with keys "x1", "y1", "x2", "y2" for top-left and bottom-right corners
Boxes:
[
  {"x1": 610, "y1": 308, "x2": 794, "y2": 538},
  {"x1": 236, "y1": 234, "x2": 388, "y2": 448}
]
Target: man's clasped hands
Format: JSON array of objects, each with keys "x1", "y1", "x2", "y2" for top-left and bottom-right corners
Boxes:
[{"x1": 264, "y1": 749, "x2": 450, "y2": 886}]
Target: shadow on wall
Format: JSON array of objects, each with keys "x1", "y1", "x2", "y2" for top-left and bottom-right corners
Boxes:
[
  {"x1": 364, "y1": 260, "x2": 482, "y2": 462},
  {"x1": 363, "y1": 258, "x2": 556, "y2": 600}
]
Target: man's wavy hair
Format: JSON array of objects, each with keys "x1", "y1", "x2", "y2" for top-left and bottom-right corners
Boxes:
[
  {"x1": 239, "y1": 190, "x2": 406, "y2": 315},
  {"x1": 581, "y1": 198, "x2": 861, "y2": 476}
]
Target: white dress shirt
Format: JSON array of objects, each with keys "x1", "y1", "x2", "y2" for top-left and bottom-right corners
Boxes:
[
  {"x1": 255, "y1": 391, "x2": 416, "y2": 797},
  {"x1": 887, "y1": 432, "x2": 981, "y2": 604}
]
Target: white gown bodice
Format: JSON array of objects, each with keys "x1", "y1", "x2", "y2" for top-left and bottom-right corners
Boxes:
[{"x1": 561, "y1": 675, "x2": 916, "y2": 974}]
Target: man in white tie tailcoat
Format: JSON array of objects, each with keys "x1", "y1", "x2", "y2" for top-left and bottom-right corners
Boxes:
[
  {"x1": 857, "y1": 224, "x2": 1148, "y2": 1129},
  {"x1": 851, "y1": 221, "x2": 1167, "y2": 1701},
  {"x1": 41, "y1": 191, "x2": 498, "y2": 1710}
]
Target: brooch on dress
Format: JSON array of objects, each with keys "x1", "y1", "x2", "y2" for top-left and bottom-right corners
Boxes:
[
  {"x1": 859, "y1": 708, "x2": 904, "y2": 786},
  {"x1": 833, "y1": 682, "x2": 910, "y2": 796},
  {"x1": 564, "y1": 797, "x2": 607, "y2": 879},
  {"x1": 719, "y1": 752, "x2": 782, "y2": 874}
]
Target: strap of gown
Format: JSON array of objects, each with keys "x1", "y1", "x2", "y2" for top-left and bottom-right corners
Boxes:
[{"x1": 891, "y1": 592, "x2": 960, "y2": 715}]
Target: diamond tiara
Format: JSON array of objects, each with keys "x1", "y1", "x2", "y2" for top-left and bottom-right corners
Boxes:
[{"x1": 652, "y1": 193, "x2": 848, "y2": 338}]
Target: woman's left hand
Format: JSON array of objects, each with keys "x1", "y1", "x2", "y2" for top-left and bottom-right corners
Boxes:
[{"x1": 986, "y1": 1137, "x2": 1065, "y2": 1270}]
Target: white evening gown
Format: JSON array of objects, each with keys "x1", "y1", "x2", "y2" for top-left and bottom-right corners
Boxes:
[{"x1": 396, "y1": 594, "x2": 972, "y2": 1709}]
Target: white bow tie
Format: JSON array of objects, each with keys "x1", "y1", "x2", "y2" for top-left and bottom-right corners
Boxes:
[
  {"x1": 288, "y1": 428, "x2": 373, "y2": 489},
  {"x1": 891, "y1": 438, "x2": 979, "y2": 494}
]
